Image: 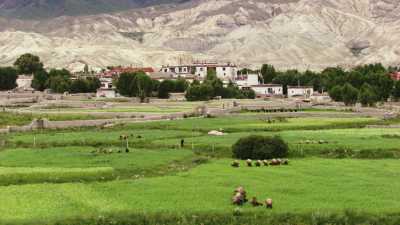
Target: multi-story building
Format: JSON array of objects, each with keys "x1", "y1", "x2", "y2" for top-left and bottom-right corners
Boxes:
[{"x1": 160, "y1": 62, "x2": 238, "y2": 81}]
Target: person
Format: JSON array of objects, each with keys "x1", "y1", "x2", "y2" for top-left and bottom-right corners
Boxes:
[
  {"x1": 266, "y1": 198, "x2": 273, "y2": 209},
  {"x1": 180, "y1": 139, "x2": 185, "y2": 148}
]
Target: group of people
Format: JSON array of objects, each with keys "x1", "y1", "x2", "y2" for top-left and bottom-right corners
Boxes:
[{"x1": 232, "y1": 187, "x2": 273, "y2": 209}]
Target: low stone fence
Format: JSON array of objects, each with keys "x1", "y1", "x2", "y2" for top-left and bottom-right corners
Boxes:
[{"x1": 0, "y1": 112, "x2": 189, "y2": 135}]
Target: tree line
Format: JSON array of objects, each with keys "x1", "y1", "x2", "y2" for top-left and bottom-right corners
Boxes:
[
  {"x1": 258, "y1": 63, "x2": 400, "y2": 106},
  {"x1": 0, "y1": 53, "x2": 100, "y2": 93}
]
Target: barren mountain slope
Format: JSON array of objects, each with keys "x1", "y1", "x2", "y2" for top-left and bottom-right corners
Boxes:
[{"x1": 0, "y1": 0, "x2": 399, "y2": 71}]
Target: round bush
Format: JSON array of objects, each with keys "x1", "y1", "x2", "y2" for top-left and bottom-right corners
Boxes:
[{"x1": 232, "y1": 135, "x2": 289, "y2": 160}]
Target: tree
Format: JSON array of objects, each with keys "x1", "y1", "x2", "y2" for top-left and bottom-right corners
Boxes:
[
  {"x1": 358, "y1": 84, "x2": 377, "y2": 107},
  {"x1": 86, "y1": 77, "x2": 101, "y2": 92},
  {"x1": 13, "y1": 53, "x2": 44, "y2": 74},
  {"x1": 185, "y1": 83, "x2": 214, "y2": 101},
  {"x1": 83, "y1": 64, "x2": 89, "y2": 74},
  {"x1": 328, "y1": 85, "x2": 343, "y2": 102},
  {"x1": 133, "y1": 72, "x2": 153, "y2": 102},
  {"x1": 175, "y1": 78, "x2": 189, "y2": 92},
  {"x1": 272, "y1": 70, "x2": 299, "y2": 94},
  {"x1": 31, "y1": 69, "x2": 49, "y2": 91},
  {"x1": 116, "y1": 72, "x2": 136, "y2": 97},
  {"x1": 260, "y1": 64, "x2": 276, "y2": 83},
  {"x1": 158, "y1": 80, "x2": 176, "y2": 99},
  {"x1": 151, "y1": 80, "x2": 161, "y2": 92},
  {"x1": 70, "y1": 79, "x2": 88, "y2": 93},
  {"x1": 48, "y1": 68, "x2": 71, "y2": 78},
  {"x1": 47, "y1": 75, "x2": 71, "y2": 93},
  {"x1": 393, "y1": 80, "x2": 400, "y2": 101},
  {"x1": 232, "y1": 135, "x2": 288, "y2": 160},
  {"x1": 0, "y1": 67, "x2": 18, "y2": 90},
  {"x1": 341, "y1": 83, "x2": 359, "y2": 106}
]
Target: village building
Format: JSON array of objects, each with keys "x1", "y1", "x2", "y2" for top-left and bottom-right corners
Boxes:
[
  {"x1": 287, "y1": 86, "x2": 314, "y2": 98},
  {"x1": 16, "y1": 75, "x2": 34, "y2": 91},
  {"x1": 235, "y1": 74, "x2": 260, "y2": 87},
  {"x1": 249, "y1": 84, "x2": 284, "y2": 97},
  {"x1": 96, "y1": 88, "x2": 116, "y2": 98},
  {"x1": 99, "y1": 77, "x2": 113, "y2": 89},
  {"x1": 160, "y1": 61, "x2": 238, "y2": 81}
]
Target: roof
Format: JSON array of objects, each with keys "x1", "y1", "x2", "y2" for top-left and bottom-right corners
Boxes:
[
  {"x1": 251, "y1": 84, "x2": 283, "y2": 87},
  {"x1": 287, "y1": 86, "x2": 314, "y2": 89},
  {"x1": 97, "y1": 67, "x2": 155, "y2": 78},
  {"x1": 161, "y1": 62, "x2": 236, "y2": 68}
]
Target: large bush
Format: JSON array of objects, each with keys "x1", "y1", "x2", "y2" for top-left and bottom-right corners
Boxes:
[{"x1": 232, "y1": 135, "x2": 288, "y2": 160}]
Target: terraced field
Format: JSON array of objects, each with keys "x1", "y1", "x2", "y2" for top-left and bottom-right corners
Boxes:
[{"x1": 1, "y1": 113, "x2": 400, "y2": 225}]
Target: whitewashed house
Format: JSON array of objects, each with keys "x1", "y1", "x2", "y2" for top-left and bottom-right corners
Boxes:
[
  {"x1": 287, "y1": 86, "x2": 314, "y2": 98},
  {"x1": 160, "y1": 62, "x2": 238, "y2": 81},
  {"x1": 251, "y1": 84, "x2": 284, "y2": 97},
  {"x1": 16, "y1": 75, "x2": 33, "y2": 91},
  {"x1": 96, "y1": 88, "x2": 116, "y2": 98},
  {"x1": 235, "y1": 74, "x2": 260, "y2": 87},
  {"x1": 99, "y1": 77, "x2": 113, "y2": 89}
]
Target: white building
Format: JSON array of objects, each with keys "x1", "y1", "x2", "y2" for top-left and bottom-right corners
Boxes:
[
  {"x1": 160, "y1": 62, "x2": 238, "y2": 81},
  {"x1": 96, "y1": 88, "x2": 116, "y2": 98},
  {"x1": 250, "y1": 84, "x2": 283, "y2": 97},
  {"x1": 99, "y1": 77, "x2": 113, "y2": 89},
  {"x1": 235, "y1": 74, "x2": 260, "y2": 87},
  {"x1": 287, "y1": 86, "x2": 314, "y2": 98},
  {"x1": 16, "y1": 75, "x2": 33, "y2": 91}
]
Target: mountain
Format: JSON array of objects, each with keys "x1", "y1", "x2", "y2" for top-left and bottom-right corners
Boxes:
[
  {"x1": 0, "y1": 0, "x2": 188, "y2": 19},
  {"x1": 0, "y1": 0, "x2": 400, "y2": 72}
]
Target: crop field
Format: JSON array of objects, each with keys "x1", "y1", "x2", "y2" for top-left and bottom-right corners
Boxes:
[{"x1": 1, "y1": 113, "x2": 400, "y2": 225}]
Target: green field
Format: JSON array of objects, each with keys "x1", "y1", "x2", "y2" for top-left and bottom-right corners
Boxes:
[
  {"x1": 1, "y1": 113, "x2": 400, "y2": 224},
  {"x1": 1, "y1": 159, "x2": 400, "y2": 223}
]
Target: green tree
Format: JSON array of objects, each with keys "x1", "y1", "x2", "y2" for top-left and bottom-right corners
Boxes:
[
  {"x1": 133, "y1": 73, "x2": 153, "y2": 102},
  {"x1": 175, "y1": 78, "x2": 189, "y2": 92},
  {"x1": 393, "y1": 80, "x2": 400, "y2": 101},
  {"x1": 70, "y1": 79, "x2": 88, "y2": 93},
  {"x1": 358, "y1": 84, "x2": 377, "y2": 107},
  {"x1": 185, "y1": 83, "x2": 214, "y2": 101},
  {"x1": 86, "y1": 77, "x2": 101, "y2": 92},
  {"x1": 272, "y1": 70, "x2": 299, "y2": 94},
  {"x1": 31, "y1": 69, "x2": 49, "y2": 91},
  {"x1": 0, "y1": 67, "x2": 18, "y2": 90},
  {"x1": 83, "y1": 64, "x2": 89, "y2": 74},
  {"x1": 341, "y1": 83, "x2": 359, "y2": 106},
  {"x1": 48, "y1": 68, "x2": 71, "y2": 78},
  {"x1": 151, "y1": 80, "x2": 161, "y2": 92},
  {"x1": 47, "y1": 75, "x2": 71, "y2": 93},
  {"x1": 116, "y1": 72, "x2": 136, "y2": 97},
  {"x1": 328, "y1": 85, "x2": 343, "y2": 102},
  {"x1": 13, "y1": 53, "x2": 43, "y2": 74},
  {"x1": 158, "y1": 80, "x2": 176, "y2": 99},
  {"x1": 260, "y1": 64, "x2": 276, "y2": 83}
]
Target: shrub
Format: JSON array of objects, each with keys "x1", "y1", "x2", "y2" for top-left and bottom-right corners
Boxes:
[
  {"x1": 342, "y1": 83, "x2": 359, "y2": 106},
  {"x1": 232, "y1": 135, "x2": 289, "y2": 160}
]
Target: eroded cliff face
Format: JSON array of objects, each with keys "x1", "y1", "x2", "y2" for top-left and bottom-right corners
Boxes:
[{"x1": 0, "y1": 0, "x2": 399, "y2": 71}]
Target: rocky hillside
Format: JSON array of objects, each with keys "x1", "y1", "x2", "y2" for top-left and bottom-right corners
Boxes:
[{"x1": 0, "y1": 0, "x2": 399, "y2": 71}]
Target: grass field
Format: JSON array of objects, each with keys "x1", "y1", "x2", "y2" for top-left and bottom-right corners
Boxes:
[
  {"x1": 7, "y1": 129, "x2": 201, "y2": 147},
  {"x1": 1, "y1": 159, "x2": 400, "y2": 223},
  {"x1": 1, "y1": 113, "x2": 400, "y2": 224}
]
